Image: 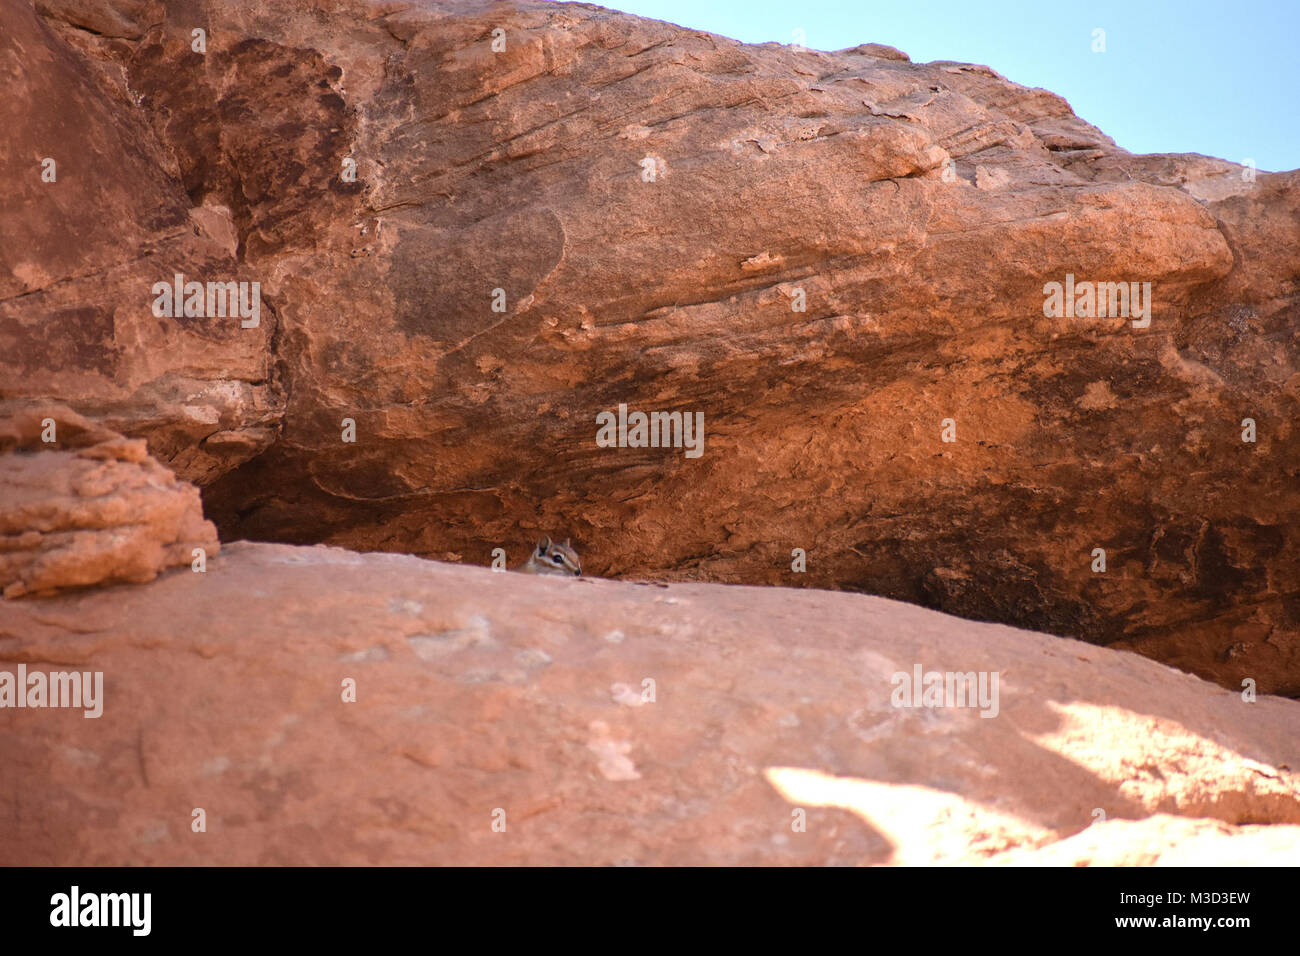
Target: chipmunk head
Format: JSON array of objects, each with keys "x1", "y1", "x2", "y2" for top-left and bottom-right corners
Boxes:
[{"x1": 534, "y1": 535, "x2": 581, "y2": 576}]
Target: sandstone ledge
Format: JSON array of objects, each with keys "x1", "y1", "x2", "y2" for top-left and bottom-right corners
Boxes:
[
  {"x1": 1, "y1": 540, "x2": 1296, "y2": 865},
  {"x1": 0, "y1": 404, "x2": 218, "y2": 599}
]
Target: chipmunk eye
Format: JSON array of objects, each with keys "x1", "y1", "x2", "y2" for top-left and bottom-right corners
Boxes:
[{"x1": 552, "y1": 554, "x2": 563, "y2": 564}]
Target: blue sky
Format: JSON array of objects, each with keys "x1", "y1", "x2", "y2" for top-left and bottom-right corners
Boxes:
[{"x1": 568, "y1": 0, "x2": 1298, "y2": 172}]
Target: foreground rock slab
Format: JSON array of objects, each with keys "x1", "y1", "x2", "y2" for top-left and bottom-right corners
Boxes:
[{"x1": 1, "y1": 541, "x2": 1296, "y2": 865}]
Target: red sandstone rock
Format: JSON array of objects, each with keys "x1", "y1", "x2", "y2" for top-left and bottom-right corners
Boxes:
[
  {"x1": 0, "y1": 0, "x2": 282, "y2": 483},
  {"x1": 0, "y1": 404, "x2": 218, "y2": 598},
  {"x1": 0, "y1": 542, "x2": 1296, "y2": 865},
  {"x1": 3, "y1": 0, "x2": 1299, "y2": 697}
]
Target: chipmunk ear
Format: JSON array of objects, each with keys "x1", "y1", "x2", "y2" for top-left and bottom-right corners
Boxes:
[
  {"x1": 537, "y1": 536, "x2": 551, "y2": 553},
  {"x1": 562, "y1": 538, "x2": 571, "y2": 549}
]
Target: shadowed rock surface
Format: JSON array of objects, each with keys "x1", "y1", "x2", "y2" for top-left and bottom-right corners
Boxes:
[
  {"x1": 2, "y1": 541, "x2": 1298, "y2": 865},
  {"x1": 3, "y1": 0, "x2": 1299, "y2": 695}
]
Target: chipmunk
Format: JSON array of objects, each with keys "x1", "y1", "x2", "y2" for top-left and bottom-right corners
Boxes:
[{"x1": 517, "y1": 536, "x2": 581, "y2": 577}]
